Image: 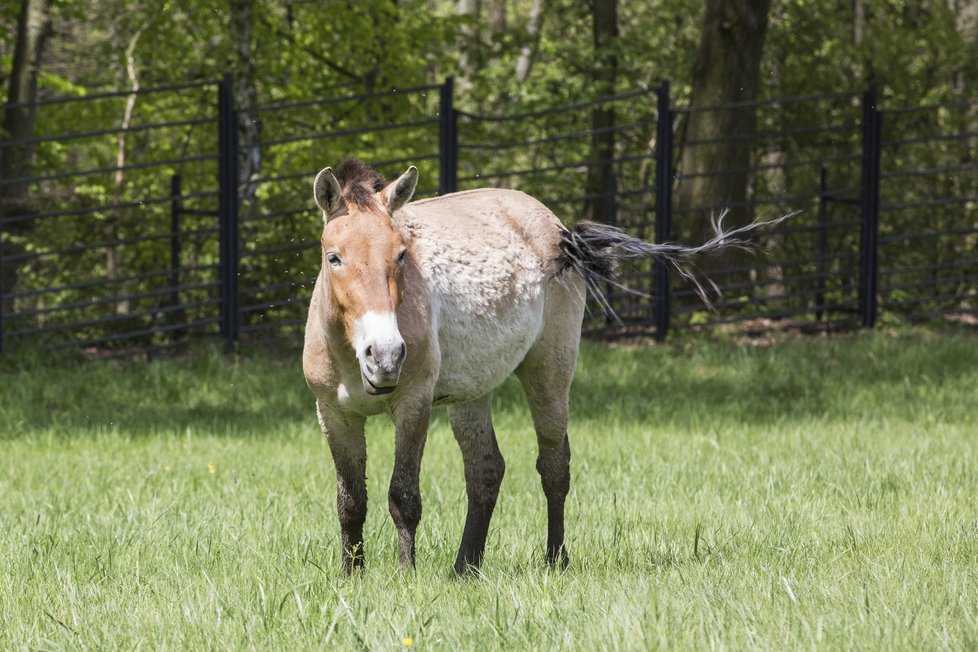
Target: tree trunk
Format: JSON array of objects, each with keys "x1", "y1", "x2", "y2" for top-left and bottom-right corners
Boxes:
[
  {"x1": 954, "y1": 0, "x2": 978, "y2": 94},
  {"x1": 231, "y1": 0, "x2": 261, "y2": 211},
  {"x1": 489, "y1": 0, "x2": 506, "y2": 35},
  {"x1": 514, "y1": 0, "x2": 545, "y2": 82},
  {"x1": 1, "y1": 0, "x2": 52, "y2": 315},
  {"x1": 107, "y1": 21, "x2": 151, "y2": 316},
  {"x1": 586, "y1": 0, "x2": 618, "y2": 224},
  {"x1": 853, "y1": 0, "x2": 864, "y2": 48},
  {"x1": 455, "y1": 0, "x2": 480, "y2": 92},
  {"x1": 674, "y1": 0, "x2": 771, "y2": 243}
]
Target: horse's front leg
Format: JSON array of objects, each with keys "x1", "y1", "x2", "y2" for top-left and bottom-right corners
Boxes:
[
  {"x1": 318, "y1": 401, "x2": 368, "y2": 576},
  {"x1": 388, "y1": 397, "x2": 432, "y2": 568}
]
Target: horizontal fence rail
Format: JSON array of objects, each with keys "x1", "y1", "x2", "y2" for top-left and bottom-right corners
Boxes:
[
  {"x1": 0, "y1": 80, "x2": 223, "y2": 355},
  {"x1": 0, "y1": 77, "x2": 975, "y2": 355}
]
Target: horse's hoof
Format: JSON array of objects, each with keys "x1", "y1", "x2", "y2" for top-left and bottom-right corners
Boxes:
[
  {"x1": 453, "y1": 559, "x2": 485, "y2": 577},
  {"x1": 341, "y1": 556, "x2": 366, "y2": 577},
  {"x1": 546, "y1": 547, "x2": 569, "y2": 571}
]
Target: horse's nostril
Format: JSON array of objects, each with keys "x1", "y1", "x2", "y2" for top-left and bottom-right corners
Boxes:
[
  {"x1": 365, "y1": 345, "x2": 374, "y2": 361},
  {"x1": 399, "y1": 342, "x2": 406, "y2": 362}
]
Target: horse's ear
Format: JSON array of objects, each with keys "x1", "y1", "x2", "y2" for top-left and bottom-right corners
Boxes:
[
  {"x1": 314, "y1": 167, "x2": 342, "y2": 219},
  {"x1": 382, "y1": 166, "x2": 418, "y2": 213}
]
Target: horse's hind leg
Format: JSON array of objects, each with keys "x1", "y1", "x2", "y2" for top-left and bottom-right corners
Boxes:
[
  {"x1": 448, "y1": 393, "x2": 506, "y2": 574},
  {"x1": 516, "y1": 327, "x2": 580, "y2": 570}
]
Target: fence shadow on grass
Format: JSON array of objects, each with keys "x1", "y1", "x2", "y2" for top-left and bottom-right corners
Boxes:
[
  {"x1": 498, "y1": 330, "x2": 978, "y2": 429},
  {"x1": 0, "y1": 342, "x2": 313, "y2": 437},
  {"x1": 1, "y1": 330, "x2": 976, "y2": 439}
]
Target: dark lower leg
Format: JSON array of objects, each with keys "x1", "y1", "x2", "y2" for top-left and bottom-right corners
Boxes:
[
  {"x1": 336, "y1": 458, "x2": 367, "y2": 575},
  {"x1": 537, "y1": 436, "x2": 571, "y2": 568},
  {"x1": 320, "y1": 405, "x2": 368, "y2": 576},
  {"x1": 454, "y1": 439, "x2": 505, "y2": 574},
  {"x1": 337, "y1": 478, "x2": 367, "y2": 574},
  {"x1": 389, "y1": 401, "x2": 430, "y2": 569},
  {"x1": 388, "y1": 478, "x2": 421, "y2": 567}
]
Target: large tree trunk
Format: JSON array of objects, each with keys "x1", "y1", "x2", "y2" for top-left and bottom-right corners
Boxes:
[
  {"x1": 586, "y1": 0, "x2": 618, "y2": 224},
  {"x1": 1, "y1": 0, "x2": 52, "y2": 315},
  {"x1": 675, "y1": 0, "x2": 771, "y2": 243}
]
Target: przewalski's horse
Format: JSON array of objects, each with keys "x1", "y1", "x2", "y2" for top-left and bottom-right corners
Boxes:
[{"x1": 303, "y1": 158, "x2": 786, "y2": 575}]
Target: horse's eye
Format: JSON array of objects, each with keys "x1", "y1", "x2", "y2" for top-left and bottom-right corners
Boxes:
[
  {"x1": 326, "y1": 252, "x2": 342, "y2": 267},
  {"x1": 396, "y1": 249, "x2": 407, "y2": 267}
]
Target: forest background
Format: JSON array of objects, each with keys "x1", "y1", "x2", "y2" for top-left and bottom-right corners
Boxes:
[{"x1": 1, "y1": 0, "x2": 977, "y2": 347}]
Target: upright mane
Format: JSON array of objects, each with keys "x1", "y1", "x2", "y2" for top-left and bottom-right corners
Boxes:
[{"x1": 333, "y1": 158, "x2": 387, "y2": 207}]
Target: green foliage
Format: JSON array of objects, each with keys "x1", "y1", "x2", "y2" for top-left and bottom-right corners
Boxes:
[
  {"x1": 766, "y1": 0, "x2": 978, "y2": 103},
  {"x1": 2, "y1": 331, "x2": 978, "y2": 647},
  {"x1": 3, "y1": 0, "x2": 977, "y2": 347}
]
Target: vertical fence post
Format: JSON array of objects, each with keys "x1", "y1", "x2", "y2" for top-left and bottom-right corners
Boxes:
[
  {"x1": 859, "y1": 85, "x2": 881, "y2": 328},
  {"x1": 439, "y1": 77, "x2": 458, "y2": 195},
  {"x1": 815, "y1": 166, "x2": 828, "y2": 321},
  {"x1": 654, "y1": 80, "x2": 673, "y2": 342},
  {"x1": 169, "y1": 173, "x2": 186, "y2": 340},
  {"x1": 170, "y1": 174, "x2": 182, "y2": 312},
  {"x1": 0, "y1": 220, "x2": 4, "y2": 355},
  {"x1": 218, "y1": 74, "x2": 240, "y2": 349},
  {"x1": 604, "y1": 169, "x2": 618, "y2": 326}
]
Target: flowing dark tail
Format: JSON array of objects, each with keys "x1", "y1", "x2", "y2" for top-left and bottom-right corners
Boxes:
[{"x1": 556, "y1": 211, "x2": 797, "y2": 318}]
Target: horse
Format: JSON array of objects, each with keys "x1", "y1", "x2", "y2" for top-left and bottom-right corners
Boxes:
[{"x1": 303, "y1": 158, "x2": 785, "y2": 575}]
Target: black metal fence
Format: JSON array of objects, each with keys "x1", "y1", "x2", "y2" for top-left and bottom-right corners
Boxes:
[
  {"x1": 228, "y1": 80, "x2": 442, "y2": 346},
  {"x1": 0, "y1": 80, "x2": 222, "y2": 356},
  {"x1": 877, "y1": 100, "x2": 978, "y2": 323},
  {"x1": 1, "y1": 77, "x2": 975, "y2": 354},
  {"x1": 664, "y1": 87, "x2": 872, "y2": 339}
]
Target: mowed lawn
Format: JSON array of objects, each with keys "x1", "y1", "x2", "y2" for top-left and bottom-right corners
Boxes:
[{"x1": 1, "y1": 329, "x2": 977, "y2": 649}]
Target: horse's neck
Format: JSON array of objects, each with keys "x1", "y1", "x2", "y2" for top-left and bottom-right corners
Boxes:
[{"x1": 315, "y1": 274, "x2": 355, "y2": 363}]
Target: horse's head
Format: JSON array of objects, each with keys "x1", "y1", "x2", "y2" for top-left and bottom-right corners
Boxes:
[{"x1": 313, "y1": 160, "x2": 419, "y2": 395}]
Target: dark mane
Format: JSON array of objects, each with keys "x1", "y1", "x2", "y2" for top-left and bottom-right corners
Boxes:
[{"x1": 333, "y1": 157, "x2": 387, "y2": 207}]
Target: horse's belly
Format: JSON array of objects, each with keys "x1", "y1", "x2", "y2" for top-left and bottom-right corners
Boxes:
[{"x1": 431, "y1": 291, "x2": 544, "y2": 404}]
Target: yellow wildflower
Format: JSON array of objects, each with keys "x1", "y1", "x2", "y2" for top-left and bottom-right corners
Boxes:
[
  {"x1": 208, "y1": 462, "x2": 216, "y2": 475},
  {"x1": 403, "y1": 637, "x2": 413, "y2": 646}
]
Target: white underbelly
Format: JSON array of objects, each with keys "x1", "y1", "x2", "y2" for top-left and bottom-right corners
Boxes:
[{"x1": 431, "y1": 290, "x2": 545, "y2": 403}]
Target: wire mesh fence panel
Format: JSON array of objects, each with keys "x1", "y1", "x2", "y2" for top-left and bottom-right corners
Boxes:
[
  {"x1": 878, "y1": 99, "x2": 978, "y2": 323},
  {"x1": 0, "y1": 81, "x2": 221, "y2": 354}
]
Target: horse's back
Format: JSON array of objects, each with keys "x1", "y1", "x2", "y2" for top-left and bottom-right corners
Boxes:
[
  {"x1": 402, "y1": 188, "x2": 563, "y2": 270},
  {"x1": 397, "y1": 188, "x2": 564, "y2": 313},
  {"x1": 396, "y1": 189, "x2": 584, "y2": 402}
]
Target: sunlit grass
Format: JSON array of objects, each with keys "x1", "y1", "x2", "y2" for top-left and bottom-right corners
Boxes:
[{"x1": 2, "y1": 329, "x2": 977, "y2": 649}]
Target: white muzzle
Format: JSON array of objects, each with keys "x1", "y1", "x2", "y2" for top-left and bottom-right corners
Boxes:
[{"x1": 353, "y1": 311, "x2": 407, "y2": 395}]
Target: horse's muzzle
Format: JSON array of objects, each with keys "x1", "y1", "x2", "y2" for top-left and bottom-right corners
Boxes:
[
  {"x1": 354, "y1": 311, "x2": 407, "y2": 396},
  {"x1": 359, "y1": 341, "x2": 407, "y2": 395},
  {"x1": 362, "y1": 372, "x2": 398, "y2": 395}
]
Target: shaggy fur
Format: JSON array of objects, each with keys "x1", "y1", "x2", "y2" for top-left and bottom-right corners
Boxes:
[{"x1": 333, "y1": 157, "x2": 387, "y2": 207}]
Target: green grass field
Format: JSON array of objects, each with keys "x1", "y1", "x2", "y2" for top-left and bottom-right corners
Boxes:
[{"x1": 2, "y1": 329, "x2": 977, "y2": 649}]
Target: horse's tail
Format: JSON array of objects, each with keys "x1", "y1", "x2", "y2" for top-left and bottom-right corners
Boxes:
[{"x1": 556, "y1": 211, "x2": 796, "y2": 318}]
